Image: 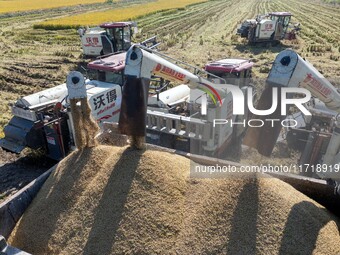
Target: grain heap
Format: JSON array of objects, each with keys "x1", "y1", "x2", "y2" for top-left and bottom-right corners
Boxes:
[{"x1": 9, "y1": 145, "x2": 340, "y2": 255}]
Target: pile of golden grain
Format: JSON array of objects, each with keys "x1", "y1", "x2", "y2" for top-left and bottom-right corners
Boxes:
[{"x1": 9, "y1": 145, "x2": 340, "y2": 255}]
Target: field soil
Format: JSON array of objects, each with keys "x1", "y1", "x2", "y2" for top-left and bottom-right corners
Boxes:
[{"x1": 0, "y1": 0, "x2": 339, "y2": 200}]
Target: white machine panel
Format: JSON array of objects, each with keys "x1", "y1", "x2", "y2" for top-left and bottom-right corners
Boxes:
[{"x1": 80, "y1": 29, "x2": 105, "y2": 56}]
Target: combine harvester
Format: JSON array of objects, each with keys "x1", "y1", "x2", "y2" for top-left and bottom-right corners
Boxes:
[
  {"x1": 0, "y1": 46, "x2": 339, "y2": 254},
  {"x1": 0, "y1": 51, "x2": 254, "y2": 160},
  {"x1": 236, "y1": 12, "x2": 301, "y2": 45}
]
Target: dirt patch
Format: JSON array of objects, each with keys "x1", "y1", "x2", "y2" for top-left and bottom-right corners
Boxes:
[{"x1": 9, "y1": 145, "x2": 340, "y2": 255}]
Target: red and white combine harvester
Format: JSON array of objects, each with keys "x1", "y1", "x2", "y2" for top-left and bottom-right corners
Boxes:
[
  {"x1": 78, "y1": 21, "x2": 158, "y2": 57},
  {"x1": 237, "y1": 12, "x2": 301, "y2": 45}
]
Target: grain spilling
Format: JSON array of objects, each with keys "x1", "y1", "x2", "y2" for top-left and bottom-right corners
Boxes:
[
  {"x1": 9, "y1": 145, "x2": 340, "y2": 255},
  {"x1": 70, "y1": 98, "x2": 99, "y2": 149}
]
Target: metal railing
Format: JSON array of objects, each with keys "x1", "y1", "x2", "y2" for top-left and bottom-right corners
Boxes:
[{"x1": 146, "y1": 109, "x2": 211, "y2": 140}]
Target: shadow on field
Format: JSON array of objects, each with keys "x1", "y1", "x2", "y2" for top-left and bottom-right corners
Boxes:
[
  {"x1": 83, "y1": 147, "x2": 142, "y2": 255},
  {"x1": 235, "y1": 43, "x2": 291, "y2": 55},
  {"x1": 279, "y1": 201, "x2": 340, "y2": 255},
  {"x1": 225, "y1": 178, "x2": 259, "y2": 255}
]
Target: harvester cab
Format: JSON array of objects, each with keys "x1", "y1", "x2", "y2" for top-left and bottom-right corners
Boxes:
[
  {"x1": 79, "y1": 22, "x2": 159, "y2": 57},
  {"x1": 100, "y1": 22, "x2": 134, "y2": 53},
  {"x1": 79, "y1": 22, "x2": 136, "y2": 57},
  {"x1": 237, "y1": 12, "x2": 298, "y2": 44},
  {"x1": 87, "y1": 52, "x2": 126, "y2": 85},
  {"x1": 204, "y1": 58, "x2": 254, "y2": 88},
  {"x1": 267, "y1": 12, "x2": 292, "y2": 37}
]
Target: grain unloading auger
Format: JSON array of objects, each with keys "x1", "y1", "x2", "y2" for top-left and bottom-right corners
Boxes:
[
  {"x1": 118, "y1": 45, "x2": 253, "y2": 153},
  {"x1": 243, "y1": 49, "x2": 340, "y2": 204},
  {"x1": 118, "y1": 45, "x2": 225, "y2": 146}
]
